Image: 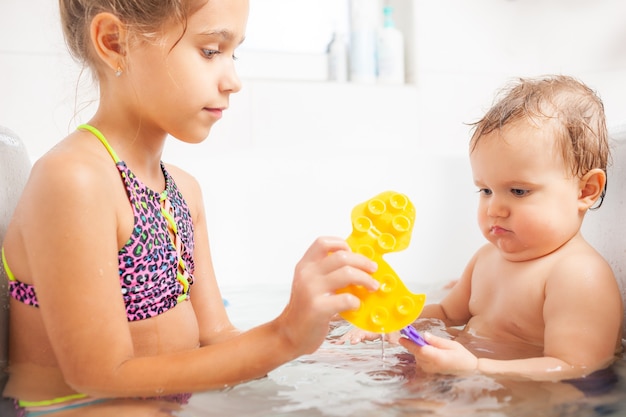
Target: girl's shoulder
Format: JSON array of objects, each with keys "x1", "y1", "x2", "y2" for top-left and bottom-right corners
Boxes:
[
  {"x1": 30, "y1": 135, "x2": 119, "y2": 194},
  {"x1": 161, "y1": 162, "x2": 204, "y2": 217},
  {"x1": 162, "y1": 162, "x2": 198, "y2": 186}
]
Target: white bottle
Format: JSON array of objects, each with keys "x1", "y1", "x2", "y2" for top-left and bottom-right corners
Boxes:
[
  {"x1": 327, "y1": 32, "x2": 349, "y2": 82},
  {"x1": 349, "y1": 0, "x2": 378, "y2": 84},
  {"x1": 376, "y1": 6, "x2": 405, "y2": 84}
]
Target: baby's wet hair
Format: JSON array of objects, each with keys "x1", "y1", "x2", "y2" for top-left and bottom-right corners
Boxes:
[{"x1": 469, "y1": 75, "x2": 609, "y2": 206}]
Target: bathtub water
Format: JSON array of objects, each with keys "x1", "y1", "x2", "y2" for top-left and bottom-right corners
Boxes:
[{"x1": 176, "y1": 284, "x2": 626, "y2": 417}]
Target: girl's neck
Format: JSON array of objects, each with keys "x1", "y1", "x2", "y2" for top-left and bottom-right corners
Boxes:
[{"x1": 86, "y1": 113, "x2": 169, "y2": 191}]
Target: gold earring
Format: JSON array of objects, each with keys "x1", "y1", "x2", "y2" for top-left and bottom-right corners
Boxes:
[{"x1": 115, "y1": 67, "x2": 123, "y2": 77}]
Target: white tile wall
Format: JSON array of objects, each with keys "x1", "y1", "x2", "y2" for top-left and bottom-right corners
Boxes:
[{"x1": 1, "y1": 0, "x2": 625, "y2": 293}]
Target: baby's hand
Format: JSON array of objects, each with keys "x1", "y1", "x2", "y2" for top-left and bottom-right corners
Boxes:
[
  {"x1": 276, "y1": 237, "x2": 379, "y2": 356},
  {"x1": 399, "y1": 332, "x2": 478, "y2": 375},
  {"x1": 333, "y1": 327, "x2": 401, "y2": 345},
  {"x1": 334, "y1": 327, "x2": 380, "y2": 344}
]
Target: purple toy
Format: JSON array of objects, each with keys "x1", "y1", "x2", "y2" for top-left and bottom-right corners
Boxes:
[{"x1": 400, "y1": 325, "x2": 428, "y2": 346}]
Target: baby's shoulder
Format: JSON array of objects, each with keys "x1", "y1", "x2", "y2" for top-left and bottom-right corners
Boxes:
[
  {"x1": 473, "y1": 243, "x2": 500, "y2": 261},
  {"x1": 547, "y1": 238, "x2": 616, "y2": 291},
  {"x1": 553, "y1": 237, "x2": 612, "y2": 274}
]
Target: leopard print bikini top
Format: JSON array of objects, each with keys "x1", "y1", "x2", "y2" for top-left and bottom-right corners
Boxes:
[{"x1": 2, "y1": 124, "x2": 195, "y2": 321}]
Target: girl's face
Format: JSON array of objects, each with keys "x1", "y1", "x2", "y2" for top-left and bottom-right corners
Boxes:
[
  {"x1": 469, "y1": 119, "x2": 584, "y2": 262},
  {"x1": 120, "y1": 0, "x2": 248, "y2": 143}
]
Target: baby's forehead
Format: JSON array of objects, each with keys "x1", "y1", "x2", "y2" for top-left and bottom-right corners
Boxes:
[
  {"x1": 472, "y1": 119, "x2": 572, "y2": 167},
  {"x1": 476, "y1": 117, "x2": 561, "y2": 150}
]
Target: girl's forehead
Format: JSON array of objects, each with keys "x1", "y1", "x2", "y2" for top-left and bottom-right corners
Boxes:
[
  {"x1": 188, "y1": 0, "x2": 248, "y2": 31},
  {"x1": 156, "y1": 0, "x2": 247, "y2": 47}
]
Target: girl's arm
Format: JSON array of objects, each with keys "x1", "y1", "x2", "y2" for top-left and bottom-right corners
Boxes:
[
  {"x1": 166, "y1": 164, "x2": 241, "y2": 345},
  {"x1": 23, "y1": 154, "x2": 380, "y2": 397}
]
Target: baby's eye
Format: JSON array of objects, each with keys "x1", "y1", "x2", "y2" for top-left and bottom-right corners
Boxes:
[
  {"x1": 511, "y1": 188, "x2": 529, "y2": 197},
  {"x1": 477, "y1": 188, "x2": 492, "y2": 196},
  {"x1": 201, "y1": 49, "x2": 220, "y2": 59}
]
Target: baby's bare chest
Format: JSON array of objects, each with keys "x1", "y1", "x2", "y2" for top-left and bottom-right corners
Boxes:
[{"x1": 467, "y1": 259, "x2": 548, "y2": 342}]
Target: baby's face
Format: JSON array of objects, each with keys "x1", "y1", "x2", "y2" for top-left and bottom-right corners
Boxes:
[{"x1": 469, "y1": 119, "x2": 583, "y2": 262}]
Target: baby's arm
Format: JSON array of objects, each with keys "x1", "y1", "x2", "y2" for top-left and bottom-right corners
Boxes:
[
  {"x1": 539, "y1": 251, "x2": 622, "y2": 375},
  {"x1": 400, "y1": 249, "x2": 623, "y2": 381},
  {"x1": 400, "y1": 334, "x2": 585, "y2": 380},
  {"x1": 335, "y1": 259, "x2": 476, "y2": 345}
]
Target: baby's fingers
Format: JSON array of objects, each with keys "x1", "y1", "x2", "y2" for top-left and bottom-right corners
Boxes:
[
  {"x1": 334, "y1": 328, "x2": 398, "y2": 345},
  {"x1": 400, "y1": 333, "x2": 478, "y2": 374},
  {"x1": 400, "y1": 332, "x2": 451, "y2": 357},
  {"x1": 420, "y1": 332, "x2": 455, "y2": 348}
]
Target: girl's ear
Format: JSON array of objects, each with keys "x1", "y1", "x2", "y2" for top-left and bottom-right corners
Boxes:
[
  {"x1": 578, "y1": 168, "x2": 606, "y2": 210},
  {"x1": 90, "y1": 12, "x2": 127, "y2": 74}
]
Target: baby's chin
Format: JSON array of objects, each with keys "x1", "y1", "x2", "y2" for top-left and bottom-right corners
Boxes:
[{"x1": 492, "y1": 241, "x2": 546, "y2": 263}]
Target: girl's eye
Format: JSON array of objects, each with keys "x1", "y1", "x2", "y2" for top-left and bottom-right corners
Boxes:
[
  {"x1": 201, "y1": 49, "x2": 220, "y2": 59},
  {"x1": 511, "y1": 188, "x2": 529, "y2": 197},
  {"x1": 202, "y1": 49, "x2": 238, "y2": 61},
  {"x1": 478, "y1": 188, "x2": 492, "y2": 196}
]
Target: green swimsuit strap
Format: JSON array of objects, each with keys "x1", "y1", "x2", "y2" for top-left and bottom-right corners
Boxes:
[
  {"x1": 2, "y1": 246, "x2": 16, "y2": 282},
  {"x1": 18, "y1": 393, "x2": 90, "y2": 409},
  {"x1": 77, "y1": 124, "x2": 121, "y2": 164}
]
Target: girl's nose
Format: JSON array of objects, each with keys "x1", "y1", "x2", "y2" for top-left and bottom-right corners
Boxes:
[{"x1": 220, "y1": 60, "x2": 242, "y2": 94}]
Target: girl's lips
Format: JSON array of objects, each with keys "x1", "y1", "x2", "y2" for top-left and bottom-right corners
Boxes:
[{"x1": 203, "y1": 108, "x2": 223, "y2": 119}]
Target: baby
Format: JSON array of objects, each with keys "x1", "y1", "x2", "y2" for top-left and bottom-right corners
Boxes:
[{"x1": 342, "y1": 75, "x2": 623, "y2": 381}]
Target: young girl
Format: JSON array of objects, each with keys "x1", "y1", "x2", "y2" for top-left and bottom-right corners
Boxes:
[
  {"x1": 1, "y1": 0, "x2": 379, "y2": 415},
  {"x1": 341, "y1": 75, "x2": 623, "y2": 382}
]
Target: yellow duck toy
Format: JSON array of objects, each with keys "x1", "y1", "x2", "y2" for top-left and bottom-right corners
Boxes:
[{"x1": 338, "y1": 191, "x2": 427, "y2": 344}]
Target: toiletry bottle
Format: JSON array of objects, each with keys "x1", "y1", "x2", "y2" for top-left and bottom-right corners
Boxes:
[
  {"x1": 376, "y1": 6, "x2": 405, "y2": 84},
  {"x1": 349, "y1": 0, "x2": 378, "y2": 83},
  {"x1": 327, "y1": 31, "x2": 349, "y2": 82}
]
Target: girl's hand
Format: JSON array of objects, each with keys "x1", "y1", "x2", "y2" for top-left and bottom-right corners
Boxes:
[
  {"x1": 399, "y1": 332, "x2": 478, "y2": 375},
  {"x1": 277, "y1": 237, "x2": 379, "y2": 356}
]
